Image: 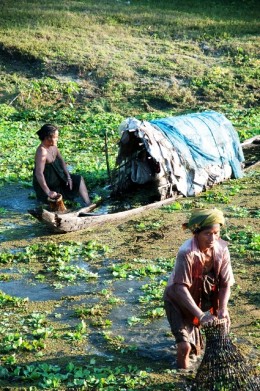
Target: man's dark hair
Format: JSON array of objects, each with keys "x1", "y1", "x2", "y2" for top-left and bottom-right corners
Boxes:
[{"x1": 36, "y1": 124, "x2": 58, "y2": 141}]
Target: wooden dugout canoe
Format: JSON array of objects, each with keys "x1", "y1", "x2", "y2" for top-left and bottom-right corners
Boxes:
[
  {"x1": 29, "y1": 194, "x2": 183, "y2": 233},
  {"x1": 28, "y1": 136, "x2": 259, "y2": 234}
]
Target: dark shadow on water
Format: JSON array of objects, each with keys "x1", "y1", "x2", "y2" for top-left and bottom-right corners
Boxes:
[
  {"x1": 0, "y1": 183, "x2": 63, "y2": 242},
  {"x1": 243, "y1": 145, "x2": 260, "y2": 168}
]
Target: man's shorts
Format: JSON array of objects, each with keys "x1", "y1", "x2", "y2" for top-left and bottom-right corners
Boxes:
[{"x1": 164, "y1": 300, "x2": 203, "y2": 355}]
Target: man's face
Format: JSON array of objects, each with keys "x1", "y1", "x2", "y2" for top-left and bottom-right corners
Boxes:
[
  {"x1": 196, "y1": 224, "x2": 221, "y2": 252},
  {"x1": 46, "y1": 130, "x2": 59, "y2": 146}
]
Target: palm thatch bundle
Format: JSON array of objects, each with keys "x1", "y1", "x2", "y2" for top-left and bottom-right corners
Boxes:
[{"x1": 192, "y1": 319, "x2": 259, "y2": 391}]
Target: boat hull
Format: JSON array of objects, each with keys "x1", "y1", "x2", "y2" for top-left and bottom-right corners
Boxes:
[{"x1": 31, "y1": 195, "x2": 181, "y2": 233}]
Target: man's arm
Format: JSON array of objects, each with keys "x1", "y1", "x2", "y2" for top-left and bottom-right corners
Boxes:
[
  {"x1": 218, "y1": 284, "x2": 231, "y2": 331},
  {"x1": 166, "y1": 283, "x2": 216, "y2": 325},
  {"x1": 57, "y1": 149, "x2": 70, "y2": 178},
  {"x1": 167, "y1": 283, "x2": 204, "y2": 319},
  {"x1": 35, "y1": 147, "x2": 54, "y2": 196}
]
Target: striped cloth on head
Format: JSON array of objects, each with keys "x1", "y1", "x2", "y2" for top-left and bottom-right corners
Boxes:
[{"x1": 183, "y1": 208, "x2": 225, "y2": 233}]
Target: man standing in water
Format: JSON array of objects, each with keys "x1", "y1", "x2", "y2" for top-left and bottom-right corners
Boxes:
[{"x1": 164, "y1": 209, "x2": 234, "y2": 369}]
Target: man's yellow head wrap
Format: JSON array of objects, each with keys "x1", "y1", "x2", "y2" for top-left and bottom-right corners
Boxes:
[{"x1": 183, "y1": 208, "x2": 225, "y2": 233}]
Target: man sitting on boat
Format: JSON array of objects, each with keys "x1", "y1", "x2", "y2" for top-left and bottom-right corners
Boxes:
[{"x1": 33, "y1": 124, "x2": 91, "y2": 206}]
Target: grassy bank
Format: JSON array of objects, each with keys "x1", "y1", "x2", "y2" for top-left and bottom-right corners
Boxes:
[{"x1": 0, "y1": 0, "x2": 259, "y2": 115}]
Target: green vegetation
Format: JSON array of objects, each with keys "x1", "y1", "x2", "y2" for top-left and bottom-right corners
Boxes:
[
  {"x1": 0, "y1": 0, "x2": 259, "y2": 116},
  {"x1": 0, "y1": 1, "x2": 259, "y2": 389},
  {"x1": 0, "y1": 0, "x2": 259, "y2": 191}
]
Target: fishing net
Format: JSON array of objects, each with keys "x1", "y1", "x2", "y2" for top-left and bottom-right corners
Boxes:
[{"x1": 191, "y1": 319, "x2": 260, "y2": 391}]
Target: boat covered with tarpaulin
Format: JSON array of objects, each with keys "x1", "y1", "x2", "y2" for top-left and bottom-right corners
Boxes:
[
  {"x1": 113, "y1": 110, "x2": 245, "y2": 199},
  {"x1": 29, "y1": 110, "x2": 258, "y2": 234}
]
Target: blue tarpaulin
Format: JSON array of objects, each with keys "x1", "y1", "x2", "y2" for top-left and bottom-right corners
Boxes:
[
  {"x1": 150, "y1": 111, "x2": 244, "y2": 179},
  {"x1": 116, "y1": 111, "x2": 245, "y2": 198}
]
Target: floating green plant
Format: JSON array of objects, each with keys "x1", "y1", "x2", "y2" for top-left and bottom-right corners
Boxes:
[
  {"x1": 111, "y1": 258, "x2": 174, "y2": 279},
  {"x1": 0, "y1": 291, "x2": 28, "y2": 308}
]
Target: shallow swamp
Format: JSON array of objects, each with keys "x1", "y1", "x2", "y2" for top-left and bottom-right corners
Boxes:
[
  {"x1": 0, "y1": 162, "x2": 259, "y2": 390},
  {"x1": 0, "y1": 0, "x2": 259, "y2": 388}
]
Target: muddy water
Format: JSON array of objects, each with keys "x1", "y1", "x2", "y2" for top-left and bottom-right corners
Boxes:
[
  {"x1": 0, "y1": 183, "x2": 50, "y2": 243},
  {"x1": 0, "y1": 178, "x2": 177, "y2": 366},
  {"x1": 107, "y1": 278, "x2": 174, "y2": 361},
  {"x1": 0, "y1": 151, "x2": 259, "y2": 375},
  {"x1": 0, "y1": 258, "x2": 176, "y2": 364},
  {"x1": 0, "y1": 274, "x2": 94, "y2": 301}
]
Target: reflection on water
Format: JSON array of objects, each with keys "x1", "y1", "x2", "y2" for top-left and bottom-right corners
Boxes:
[
  {"x1": 108, "y1": 279, "x2": 175, "y2": 362},
  {"x1": 0, "y1": 277, "x2": 90, "y2": 301}
]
